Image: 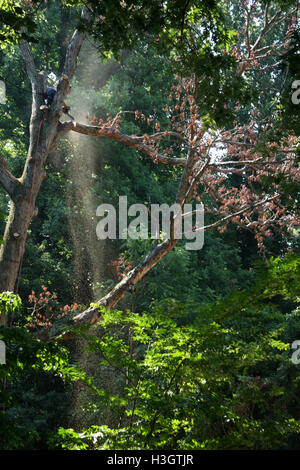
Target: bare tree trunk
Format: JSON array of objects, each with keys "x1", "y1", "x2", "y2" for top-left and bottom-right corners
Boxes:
[
  {"x1": 0, "y1": 198, "x2": 34, "y2": 293},
  {"x1": 0, "y1": 8, "x2": 88, "y2": 325},
  {"x1": 0, "y1": 107, "x2": 49, "y2": 324},
  {"x1": 0, "y1": 147, "x2": 47, "y2": 281}
]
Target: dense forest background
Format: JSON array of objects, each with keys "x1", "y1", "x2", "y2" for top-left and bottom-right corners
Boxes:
[{"x1": 0, "y1": 0, "x2": 300, "y2": 450}]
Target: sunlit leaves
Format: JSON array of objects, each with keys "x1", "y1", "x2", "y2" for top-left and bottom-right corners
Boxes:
[
  {"x1": 0, "y1": 291, "x2": 21, "y2": 318},
  {"x1": 50, "y1": 254, "x2": 300, "y2": 450},
  {"x1": 0, "y1": 0, "x2": 38, "y2": 47}
]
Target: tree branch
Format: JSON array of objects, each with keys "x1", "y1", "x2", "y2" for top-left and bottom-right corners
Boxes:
[
  {"x1": 189, "y1": 196, "x2": 278, "y2": 234},
  {"x1": 176, "y1": 147, "x2": 198, "y2": 205},
  {"x1": 0, "y1": 154, "x2": 19, "y2": 199},
  {"x1": 19, "y1": 32, "x2": 38, "y2": 88},
  {"x1": 52, "y1": 6, "x2": 91, "y2": 116},
  {"x1": 57, "y1": 121, "x2": 186, "y2": 166},
  {"x1": 252, "y1": 9, "x2": 285, "y2": 52},
  {"x1": 133, "y1": 131, "x2": 188, "y2": 144},
  {"x1": 19, "y1": 33, "x2": 45, "y2": 132},
  {"x1": 36, "y1": 237, "x2": 177, "y2": 341},
  {"x1": 182, "y1": 158, "x2": 209, "y2": 205}
]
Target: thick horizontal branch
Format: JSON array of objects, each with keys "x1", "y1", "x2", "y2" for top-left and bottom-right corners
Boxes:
[
  {"x1": 210, "y1": 158, "x2": 263, "y2": 168},
  {"x1": 111, "y1": 111, "x2": 188, "y2": 144},
  {"x1": 58, "y1": 121, "x2": 186, "y2": 166}
]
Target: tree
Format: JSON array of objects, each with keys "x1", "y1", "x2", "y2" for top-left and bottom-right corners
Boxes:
[
  {"x1": 47, "y1": 255, "x2": 300, "y2": 450},
  {"x1": 0, "y1": 0, "x2": 299, "y2": 334},
  {"x1": 0, "y1": 0, "x2": 224, "y2": 322}
]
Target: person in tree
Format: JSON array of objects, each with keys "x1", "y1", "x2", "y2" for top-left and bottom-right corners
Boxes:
[
  {"x1": 42, "y1": 85, "x2": 74, "y2": 119},
  {"x1": 44, "y1": 85, "x2": 57, "y2": 106}
]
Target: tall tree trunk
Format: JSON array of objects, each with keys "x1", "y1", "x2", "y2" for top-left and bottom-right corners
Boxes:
[
  {"x1": 0, "y1": 198, "x2": 34, "y2": 293},
  {"x1": 0, "y1": 8, "x2": 88, "y2": 324},
  {"x1": 0, "y1": 151, "x2": 46, "y2": 288},
  {"x1": 0, "y1": 114, "x2": 49, "y2": 324}
]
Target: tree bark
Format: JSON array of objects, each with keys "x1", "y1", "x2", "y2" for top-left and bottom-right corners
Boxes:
[
  {"x1": 0, "y1": 8, "x2": 89, "y2": 325},
  {"x1": 0, "y1": 109, "x2": 50, "y2": 324}
]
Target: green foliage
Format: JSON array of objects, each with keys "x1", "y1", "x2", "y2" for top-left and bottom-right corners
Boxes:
[
  {"x1": 0, "y1": 0, "x2": 299, "y2": 451},
  {"x1": 0, "y1": 0, "x2": 37, "y2": 46},
  {"x1": 0, "y1": 291, "x2": 22, "y2": 324},
  {"x1": 49, "y1": 255, "x2": 300, "y2": 450},
  {"x1": 68, "y1": 0, "x2": 222, "y2": 61},
  {"x1": 0, "y1": 293, "x2": 72, "y2": 450}
]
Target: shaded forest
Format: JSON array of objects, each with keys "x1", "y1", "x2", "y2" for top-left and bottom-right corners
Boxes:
[{"x1": 0, "y1": 0, "x2": 300, "y2": 451}]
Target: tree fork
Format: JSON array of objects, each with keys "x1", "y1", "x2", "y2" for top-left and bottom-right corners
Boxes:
[{"x1": 0, "y1": 7, "x2": 89, "y2": 306}]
